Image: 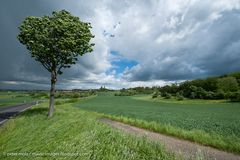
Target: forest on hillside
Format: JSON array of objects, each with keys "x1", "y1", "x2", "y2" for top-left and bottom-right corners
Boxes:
[{"x1": 116, "y1": 72, "x2": 240, "y2": 102}]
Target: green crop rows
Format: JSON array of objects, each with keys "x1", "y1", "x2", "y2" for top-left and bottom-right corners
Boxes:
[{"x1": 75, "y1": 92, "x2": 240, "y2": 153}]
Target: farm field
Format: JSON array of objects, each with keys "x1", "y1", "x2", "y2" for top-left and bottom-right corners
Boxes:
[
  {"x1": 0, "y1": 102, "x2": 176, "y2": 160},
  {"x1": 76, "y1": 92, "x2": 240, "y2": 154},
  {"x1": 0, "y1": 91, "x2": 36, "y2": 108},
  {"x1": 0, "y1": 91, "x2": 94, "y2": 108}
]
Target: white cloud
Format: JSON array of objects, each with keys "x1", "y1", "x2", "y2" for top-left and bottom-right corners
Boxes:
[
  {"x1": 1, "y1": 0, "x2": 240, "y2": 89},
  {"x1": 99, "y1": 0, "x2": 240, "y2": 82}
]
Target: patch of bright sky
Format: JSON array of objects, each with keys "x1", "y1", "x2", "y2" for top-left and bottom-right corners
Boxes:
[{"x1": 107, "y1": 51, "x2": 138, "y2": 75}]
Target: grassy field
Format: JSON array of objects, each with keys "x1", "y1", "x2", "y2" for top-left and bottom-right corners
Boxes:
[
  {"x1": 0, "y1": 102, "x2": 176, "y2": 160},
  {"x1": 0, "y1": 90, "x2": 97, "y2": 108},
  {"x1": 76, "y1": 92, "x2": 240, "y2": 153},
  {"x1": 0, "y1": 91, "x2": 37, "y2": 107},
  {"x1": 1, "y1": 91, "x2": 240, "y2": 158}
]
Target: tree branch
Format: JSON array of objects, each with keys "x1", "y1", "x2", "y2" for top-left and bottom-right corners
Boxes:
[{"x1": 41, "y1": 62, "x2": 51, "y2": 72}]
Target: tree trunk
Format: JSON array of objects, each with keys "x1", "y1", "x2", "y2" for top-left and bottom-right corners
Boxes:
[{"x1": 48, "y1": 71, "x2": 57, "y2": 118}]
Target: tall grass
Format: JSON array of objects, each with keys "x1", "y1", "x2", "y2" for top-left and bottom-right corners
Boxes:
[
  {"x1": 103, "y1": 114, "x2": 240, "y2": 154},
  {"x1": 76, "y1": 93, "x2": 240, "y2": 154},
  {"x1": 0, "y1": 103, "x2": 176, "y2": 160}
]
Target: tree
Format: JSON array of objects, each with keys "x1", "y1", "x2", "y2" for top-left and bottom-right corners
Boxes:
[
  {"x1": 18, "y1": 10, "x2": 94, "y2": 117},
  {"x1": 217, "y1": 77, "x2": 238, "y2": 92}
]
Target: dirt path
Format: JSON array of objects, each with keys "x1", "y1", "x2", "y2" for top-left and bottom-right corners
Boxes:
[{"x1": 100, "y1": 118, "x2": 240, "y2": 160}]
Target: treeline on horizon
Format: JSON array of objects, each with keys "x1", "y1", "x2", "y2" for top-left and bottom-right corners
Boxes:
[
  {"x1": 1, "y1": 72, "x2": 240, "y2": 102},
  {"x1": 116, "y1": 72, "x2": 240, "y2": 102}
]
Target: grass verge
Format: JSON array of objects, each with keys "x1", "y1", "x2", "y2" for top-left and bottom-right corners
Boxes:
[
  {"x1": 0, "y1": 103, "x2": 176, "y2": 160},
  {"x1": 103, "y1": 114, "x2": 240, "y2": 155}
]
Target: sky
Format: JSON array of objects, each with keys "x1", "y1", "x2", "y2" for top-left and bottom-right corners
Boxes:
[{"x1": 0, "y1": 0, "x2": 240, "y2": 90}]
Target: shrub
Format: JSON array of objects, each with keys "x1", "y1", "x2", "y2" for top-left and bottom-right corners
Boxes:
[
  {"x1": 217, "y1": 77, "x2": 238, "y2": 92},
  {"x1": 213, "y1": 90, "x2": 225, "y2": 99},
  {"x1": 176, "y1": 92, "x2": 184, "y2": 101},
  {"x1": 160, "y1": 92, "x2": 167, "y2": 97},
  {"x1": 115, "y1": 89, "x2": 137, "y2": 96},
  {"x1": 29, "y1": 92, "x2": 48, "y2": 99},
  {"x1": 55, "y1": 91, "x2": 94, "y2": 99},
  {"x1": 204, "y1": 91, "x2": 214, "y2": 99},
  {"x1": 72, "y1": 93, "x2": 80, "y2": 98},
  {"x1": 190, "y1": 92, "x2": 196, "y2": 99},
  {"x1": 152, "y1": 91, "x2": 159, "y2": 99},
  {"x1": 189, "y1": 86, "x2": 208, "y2": 99},
  {"x1": 161, "y1": 92, "x2": 171, "y2": 99},
  {"x1": 228, "y1": 92, "x2": 240, "y2": 102}
]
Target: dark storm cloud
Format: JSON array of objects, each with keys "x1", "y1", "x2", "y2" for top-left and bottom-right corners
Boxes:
[
  {"x1": 0, "y1": 0, "x2": 55, "y2": 84},
  {"x1": 0, "y1": 0, "x2": 105, "y2": 89},
  {"x1": 195, "y1": 10, "x2": 240, "y2": 75},
  {"x1": 124, "y1": 9, "x2": 240, "y2": 81}
]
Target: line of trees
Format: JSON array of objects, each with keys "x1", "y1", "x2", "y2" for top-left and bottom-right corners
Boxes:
[
  {"x1": 117, "y1": 72, "x2": 240, "y2": 102},
  {"x1": 157, "y1": 72, "x2": 240, "y2": 101}
]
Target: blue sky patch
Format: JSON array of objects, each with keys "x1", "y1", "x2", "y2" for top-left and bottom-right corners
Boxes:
[{"x1": 107, "y1": 50, "x2": 138, "y2": 75}]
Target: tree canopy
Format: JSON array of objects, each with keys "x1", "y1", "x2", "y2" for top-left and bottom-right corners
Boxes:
[{"x1": 18, "y1": 10, "x2": 94, "y2": 75}]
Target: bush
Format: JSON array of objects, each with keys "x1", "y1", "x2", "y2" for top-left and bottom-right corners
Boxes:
[
  {"x1": 217, "y1": 77, "x2": 238, "y2": 92},
  {"x1": 204, "y1": 91, "x2": 214, "y2": 99},
  {"x1": 213, "y1": 90, "x2": 225, "y2": 99},
  {"x1": 190, "y1": 92, "x2": 196, "y2": 99},
  {"x1": 72, "y1": 93, "x2": 80, "y2": 98},
  {"x1": 115, "y1": 89, "x2": 136, "y2": 96},
  {"x1": 228, "y1": 92, "x2": 240, "y2": 102},
  {"x1": 161, "y1": 92, "x2": 171, "y2": 99},
  {"x1": 132, "y1": 87, "x2": 155, "y2": 94},
  {"x1": 29, "y1": 92, "x2": 48, "y2": 99},
  {"x1": 176, "y1": 92, "x2": 184, "y2": 101},
  {"x1": 189, "y1": 86, "x2": 208, "y2": 99},
  {"x1": 55, "y1": 91, "x2": 95, "y2": 99},
  {"x1": 160, "y1": 92, "x2": 167, "y2": 97},
  {"x1": 152, "y1": 91, "x2": 159, "y2": 98}
]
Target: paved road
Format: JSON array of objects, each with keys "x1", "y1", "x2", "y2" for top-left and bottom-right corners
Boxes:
[{"x1": 0, "y1": 102, "x2": 37, "y2": 125}]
